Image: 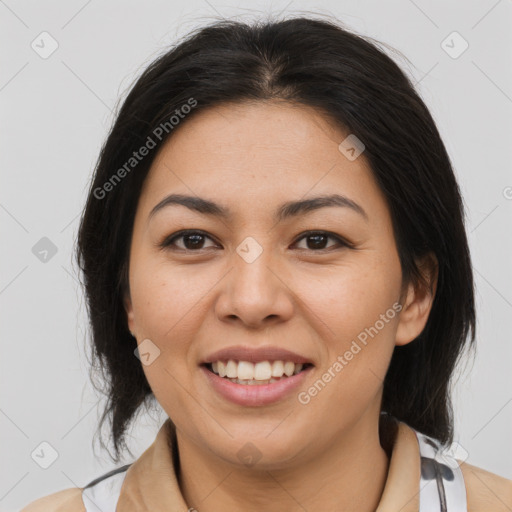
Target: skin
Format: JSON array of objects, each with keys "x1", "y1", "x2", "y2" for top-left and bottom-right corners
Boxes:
[{"x1": 124, "y1": 100, "x2": 437, "y2": 512}]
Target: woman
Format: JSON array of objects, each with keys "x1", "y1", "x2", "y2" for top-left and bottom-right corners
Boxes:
[{"x1": 22, "y1": 15, "x2": 512, "y2": 512}]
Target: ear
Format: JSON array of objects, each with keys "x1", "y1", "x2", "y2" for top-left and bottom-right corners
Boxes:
[
  {"x1": 395, "y1": 252, "x2": 438, "y2": 346},
  {"x1": 123, "y1": 289, "x2": 136, "y2": 337}
]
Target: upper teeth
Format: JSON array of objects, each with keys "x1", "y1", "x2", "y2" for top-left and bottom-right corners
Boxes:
[{"x1": 211, "y1": 360, "x2": 304, "y2": 380}]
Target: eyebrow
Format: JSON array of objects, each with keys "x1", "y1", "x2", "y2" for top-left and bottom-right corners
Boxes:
[{"x1": 148, "y1": 193, "x2": 369, "y2": 224}]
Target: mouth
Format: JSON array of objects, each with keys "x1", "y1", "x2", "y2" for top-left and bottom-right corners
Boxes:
[
  {"x1": 199, "y1": 345, "x2": 315, "y2": 405},
  {"x1": 200, "y1": 360, "x2": 314, "y2": 406},
  {"x1": 201, "y1": 360, "x2": 315, "y2": 386}
]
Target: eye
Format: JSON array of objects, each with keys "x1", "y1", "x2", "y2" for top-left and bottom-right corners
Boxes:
[
  {"x1": 292, "y1": 231, "x2": 349, "y2": 251},
  {"x1": 159, "y1": 229, "x2": 350, "y2": 253},
  {"x1": 159, "y1": 230, "x2": 218, "y2": 251}
]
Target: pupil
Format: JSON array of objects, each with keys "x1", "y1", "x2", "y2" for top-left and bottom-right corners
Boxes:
[
  {"x1": 185, "y1": 234, "x2": 203, "y2": 249},
  {"x1": 309, "y1": 234, "x2": 327, "y2": 249}
]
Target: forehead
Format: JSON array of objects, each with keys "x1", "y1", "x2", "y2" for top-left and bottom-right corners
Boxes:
[
  {"x1": 137, "y1": 100, "x2": 387, "y2": 225},
  {"x1": 151, "y1": 100, "x2": 351, "y2": 170}
]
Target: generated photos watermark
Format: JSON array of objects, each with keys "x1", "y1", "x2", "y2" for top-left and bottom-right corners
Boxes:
[
  {"x1": 93, "y1": 97, "x2": 198, "y2": 200},
  {"x1": 297, "y1": 301, "x2": 403, "y2": 405}
]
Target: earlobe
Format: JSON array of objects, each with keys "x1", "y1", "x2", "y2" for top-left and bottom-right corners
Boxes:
[{"x1": 395, "y1": 252, "x2": 438, "y2": 347}]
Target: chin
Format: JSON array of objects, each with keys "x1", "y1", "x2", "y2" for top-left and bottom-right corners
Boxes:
[{"x1": 204, "y1": 427, "x2": 309, "y2": 470}]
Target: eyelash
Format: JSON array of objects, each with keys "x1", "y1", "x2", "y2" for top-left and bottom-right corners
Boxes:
[{"x1": 158, "y1": 229, "x2": 352, "y2": 253}]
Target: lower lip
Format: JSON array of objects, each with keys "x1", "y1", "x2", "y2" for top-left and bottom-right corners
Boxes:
[{"x1": 200, "y1": 365, "x2": 313, "y2": 406}]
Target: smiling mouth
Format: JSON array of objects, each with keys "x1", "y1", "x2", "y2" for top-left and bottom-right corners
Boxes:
[{"x1": 202, "y1": 360, "x2": 314, "y2": 385}]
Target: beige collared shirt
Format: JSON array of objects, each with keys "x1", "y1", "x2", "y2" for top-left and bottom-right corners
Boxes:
[{"x1": 21, "y1": 418, "x2": 512, "y2": 511}]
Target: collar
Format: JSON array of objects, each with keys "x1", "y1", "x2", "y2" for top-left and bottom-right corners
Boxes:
[{"x1": 116, "y1": 416, "x2": 421, "y2": 511}]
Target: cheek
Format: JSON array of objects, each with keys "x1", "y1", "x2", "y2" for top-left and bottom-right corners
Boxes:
[
  {"x1": 131, "y1": 259, "x2": 211, "y2": 341},
  {"x1": 129, "y1": 273, "x2": 211, "y2": 441},
  {"x1": 294, "y1": 260, "x2": 400, "y2": 399},
  {"x1": 294, "y1": 259, "x2": 401, "y2": 345},
  {"x1": 129, "y1": 261, "x2": 212, "y2": 397},
  {"x1": 129, "y1": 262, "x2": 203, "y2": 415}
]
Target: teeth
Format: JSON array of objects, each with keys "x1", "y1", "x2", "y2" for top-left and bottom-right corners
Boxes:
[
  {"x1": 226, "y1": 360, "x2": 238, "y2": 378},
  {"x1": 209, "y1": 360, "x2": 307, "y2": 382},
  {"x1": 238, "y1": 360, "x2": 254, "y2": 380},
  {"x1": 271, "y1": 360, "x2": 284, "y2": 377},
  {"x1": 284, "y1": 361, "x2": 295, "y2": 376},
  {"x1": 225, "y1": 377, "x2": 282, "y2": 385},
  {"x1": 254, "y1": 361, "x2": 272, "y2": 380}
]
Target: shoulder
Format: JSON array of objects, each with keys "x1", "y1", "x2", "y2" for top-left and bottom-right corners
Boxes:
[
  {"x1": 459, "y1": 460, "x2": 512, "y2": 511},
  {"x1": 19, "y1": 487, "x2": 85, "y2": 512}
]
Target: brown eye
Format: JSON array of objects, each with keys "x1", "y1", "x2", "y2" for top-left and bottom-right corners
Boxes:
[
  {"x1": 160, "y1": 230, "x2": 218, "y2": 251},
  {"x1": 293, "y1": 231, "x2": 348, "y2": 251}
]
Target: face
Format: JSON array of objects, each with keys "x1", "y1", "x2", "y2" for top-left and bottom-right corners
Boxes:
[{"x1": 124, "y1": 100, "x2": 432, "y2": 469}]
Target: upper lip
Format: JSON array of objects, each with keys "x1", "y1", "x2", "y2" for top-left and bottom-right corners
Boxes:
[{"x1": 201, "y1": 345, "x2": 314, "y2": 365}]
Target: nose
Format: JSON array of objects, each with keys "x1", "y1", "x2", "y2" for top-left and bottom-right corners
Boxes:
[{"x1": 214, "y1": 244, "x2": 295, "y2": 329}]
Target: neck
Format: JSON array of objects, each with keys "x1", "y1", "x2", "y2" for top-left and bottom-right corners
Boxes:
[{"x1": 175, "y1": 411, "x2": 391, "y2": 512}]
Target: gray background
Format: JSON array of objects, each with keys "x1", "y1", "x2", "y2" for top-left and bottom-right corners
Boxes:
[{"x1": 1, "y1": 0, "x2": 511, "y2": 510}]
